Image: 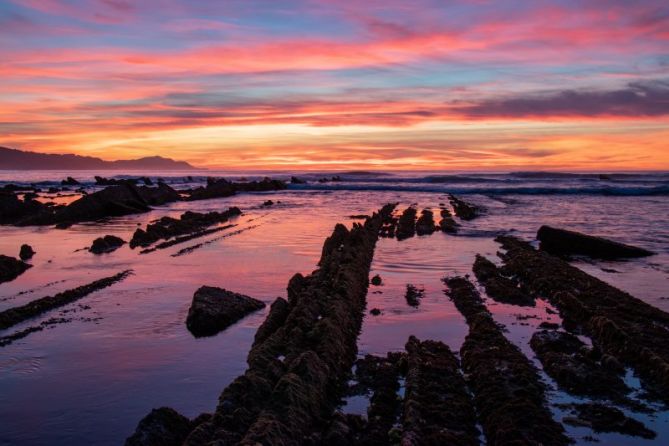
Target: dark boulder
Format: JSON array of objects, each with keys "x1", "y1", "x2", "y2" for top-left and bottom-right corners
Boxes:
[
  {"x1": 19, "y1": 244, "x2": 35, "y2": 260},
  {"x1": 53, "y1": 184, "x2": 150, "y2": 224},
  {"x1": 61, "y1": 177, "x2": 80, "y2": 186},
  {"x1": 136, "y1": 182, "x2": 180, "y2": 206},
  {"x1": 439, "y1": 208, "x2": 458, "y2": 233},
  {"x1": 537, "y1": 225, "x2": 654, "y2": 259},
  {"x1": 89, "y1": 235, "x2": 126, "y2": 254},
  {"x1": 185, "y1": 178, "x2": 236, "y2": 201},
  {"x1": 370, "y1": 274, "x2": 382, "y2": 286},
  {"x1": 0, "y1": 191, "x2": 50, "y2": 225},
  {"x1": 186, "y1": 286, "x2": 265, "y2": 337},
  {"x1": 0, "y1": 255, "x2": 32, "y2": 283},
  {"x1": 125, "y1": 407, "x2": 193, "y2": 446},
  {"x1": 415, "y1": 209, "x2": 437, "y2": 235},
  {"x1": 396, "y1": 207, "x2": 417, "y2": 240}
]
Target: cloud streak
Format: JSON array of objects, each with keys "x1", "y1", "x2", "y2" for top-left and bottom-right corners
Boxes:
[{"x1": 1, "y1": 0, "x2": 668, "y2": 169}]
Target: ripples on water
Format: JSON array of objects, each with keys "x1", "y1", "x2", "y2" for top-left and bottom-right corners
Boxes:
[{"x1": 0, "y1": 171, "x2": 667, "y2": 445}]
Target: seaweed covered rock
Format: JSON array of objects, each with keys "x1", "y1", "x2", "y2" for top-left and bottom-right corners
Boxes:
[
  {"x1": 186, "y1": 286, "x2": 265, "y2": 337},
  {"x1": 439, "y1": 208, "x2": 458, "y2": 233},
  {"x1": 402, "y1": 336, "x2": 479, "y2": 445},
  {"x1": 473, "y1": 254, "x2": 533, "y2": 306},
  {"x1": 396, "y1": 206, "x2": 417, "y2": 240},
  {"x1": 497, "y1": 235, "x2": 669, "y2": 402},
  {"x1": 125, "y1": 407, "x2": 194, "y2": 446},
  {"x1": 537, "y1": 225, "x2": 654, "y2": 259},
  {"x1": 0, "y1": 255, "x2": 31, "y2": 284},
  {"x1": 415, "y1": 209, "x2": 437, "y2": 236},
  {"x1": 445, "y1": 277, "x2": 570, "y2": 446},
  {"x1": 563, "y1": 403, "x2": 656, "y2": 439},
  {"x1": 530, "y1": 330, "x2": 629, "y2": 398},
  {"x1": 89, "y1": 235, "x2": 126, "y2": 254},
  {"x1": 350, "y1": 353, "x2": 404, "y2": 445}
]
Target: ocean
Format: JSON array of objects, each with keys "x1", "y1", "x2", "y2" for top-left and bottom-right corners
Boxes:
[{"x1": 1, "y1": 170, "x2": 668, "y2": 445}]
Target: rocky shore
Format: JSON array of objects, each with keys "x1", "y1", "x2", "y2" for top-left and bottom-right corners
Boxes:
[
  {"x1": 496, "y1": 234, "x2": 669, "y2": 402},
  {"x1": 127, "y1": 203, "x2": 396, "y2": 445},
  {"x1": 0, "y1": 177, "x2": 285, "y2": 227},
  {"x1": 446, "y1": 276, "x2": 570, "y2": 446}
]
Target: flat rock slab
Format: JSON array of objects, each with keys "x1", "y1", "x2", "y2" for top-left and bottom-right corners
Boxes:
[
  {"x1": 186, "y1": 286, "x2": 265, "y2": 337},
  {"x1": 537, "y1": 225, "x2": 654, "y2": 259}
]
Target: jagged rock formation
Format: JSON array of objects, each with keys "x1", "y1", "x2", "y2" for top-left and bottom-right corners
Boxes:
[
  {"x1": 497, "y1": 235, "x2": 669, "y2": 403},
  {"x1": 445, "y1": 276, "x2": 570, "y2": 446},
  {"x1": 126, "y1": 203, "x2": 396, "y2": 445},
  {"x1": 130, "y1": 208, "x2": 241, "y2": 248}
]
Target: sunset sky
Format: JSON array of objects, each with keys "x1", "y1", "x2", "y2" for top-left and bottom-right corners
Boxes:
[{"x1": 1, "y1": 0, "x2": 668, "y2": 170}]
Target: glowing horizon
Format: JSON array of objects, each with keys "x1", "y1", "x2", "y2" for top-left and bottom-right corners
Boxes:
[{"x1": 1, "y1": 0, "x2": 668, "y2": 170}]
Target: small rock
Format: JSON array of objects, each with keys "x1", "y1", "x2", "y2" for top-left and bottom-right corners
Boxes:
[
  {"x1": 370, "y1": 274, "x2": 382, "y2": 286},
  {"x1": 405, "y1": 284, "x2": 425, "y2": 307},
  {"x1": 263, "y1": 199, "x2": 274, "y2": 206},
  {"x1": 125, "y1": 407, "x2": 193, "y2": 446},
  {"x1": 370, "y1": 308, "x2": 381, "y2": 316},
  {"x1": 19, "y1": 244, "x2": 35, "y2": 260},
  {"x1": 89, "y1": 235, "x2": 126, "y2": 254}
]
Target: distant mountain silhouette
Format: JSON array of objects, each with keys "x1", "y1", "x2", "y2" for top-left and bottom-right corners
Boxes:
[{"x1": 0, "y1": 147, "x2": 196, "y2": 170}]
